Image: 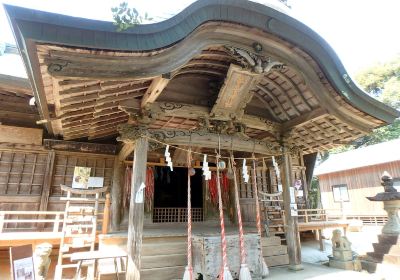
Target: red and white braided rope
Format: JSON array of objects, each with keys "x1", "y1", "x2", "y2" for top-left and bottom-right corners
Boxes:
[
  {"x1": 230, "y1": 156, "x2": 247, "y2": 264},
  {"x1": 216, "y1": 155, "x2": 229, "y2": 276},
  {"x1": 252, "y1": 159, "x2": 262, "y2": 236},
  {"x1": 186, "y1": 150, "x2": 193, "y2": 279}
]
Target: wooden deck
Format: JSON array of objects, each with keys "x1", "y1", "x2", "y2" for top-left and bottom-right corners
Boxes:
[{"x1": 0, "y1": 222, "x2": 289, "y2": 280}]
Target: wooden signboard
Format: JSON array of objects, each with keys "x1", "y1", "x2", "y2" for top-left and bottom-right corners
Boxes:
[{"x1": 9, "y1": 245, "x2": 35, "y2": 280}]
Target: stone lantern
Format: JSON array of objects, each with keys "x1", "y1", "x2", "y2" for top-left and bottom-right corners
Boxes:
[{"x1": 362, "y1": 171, "x2": 400, "y2": 273}]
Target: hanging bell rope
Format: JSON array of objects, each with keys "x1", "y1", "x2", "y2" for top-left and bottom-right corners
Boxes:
[
  {"x1": 230, "y1": 155, "x2": 252, "y2": 280},
  {"x1": 182, "y1": 149, "x2": 193, "y2": 280},
  {"x1": 216, "y1": 136, "x2": 233, "y2": 280},
  {"x1": 251, "y1": 158, "x2": 269, "y2": 277}
]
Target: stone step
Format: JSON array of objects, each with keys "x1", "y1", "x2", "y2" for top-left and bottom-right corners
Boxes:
[
  {"x1": 264, "y1": 254, "x2": 289, "y2": 267},
  {"x1": 261, "y1": 236, "x2": 281, "y2": 247},
  {"x1": 361, "y1": 260, "x2": 400, "y2": 275},
  {"x1": 367, "y1": 252, "x2": 400, "y2": 265},
  {"x1": 373, "y1": 243, "x2": 400, "y2": 255},
  {"x1": 142, "y1": 242, "x2": 187, "y2": 256},
  {"x1": 141, "y1": 265, "x2": 186, "y2": 280},
  {"x1": 377, "y1": 234, "x2": 400, "y2": 245},
  {"x1": 262, "y1": 245, "x2": 287, "y2": 257},
  {"x1": 141, "y1": 253, "x2": 186, "y2": 269}
]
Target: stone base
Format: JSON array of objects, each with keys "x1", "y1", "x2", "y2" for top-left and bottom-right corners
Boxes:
[
  {"x1": 332, "y1": 250, "x2": 353, "y2": 261},
  {"x1": 288, "y1": 264, "x2": 304, "y2": 271},
  {"x1": 361, "y1": 260, "x2": 400, "y2": 276},
  {"x1": 329, "y1": 259, "x2": 361, "y2": 271}
]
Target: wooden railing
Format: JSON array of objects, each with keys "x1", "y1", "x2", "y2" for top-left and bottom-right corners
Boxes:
[
  {"x1": 297, "y1": 209, "x2": 328, "y2": 223},
  {"x1": 0, "y1": 211, "x2": 64, "y2": 233},
  {"x1": 0, "y1": 194, "x2": 111, "y2": 234},
  {"x1": 327, "y1": 214, "x2": 388, "y2": 226}
]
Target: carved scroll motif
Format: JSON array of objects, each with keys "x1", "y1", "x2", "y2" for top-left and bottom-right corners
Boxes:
[{"x1": 225, "y1": 46, "x2": 285, "y2": 74}]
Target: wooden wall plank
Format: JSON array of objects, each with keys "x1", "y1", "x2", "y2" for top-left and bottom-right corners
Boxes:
[{"x1": 0, "y1": 125, "x2": 42, "y2": 145}]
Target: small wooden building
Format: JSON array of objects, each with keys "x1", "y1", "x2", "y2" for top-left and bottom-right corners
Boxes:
[
  {"x1": 1, "y1": 0, "x2": 399, "y2": 278},
  {"x1": 315, "y1": 139, "x2": 400, "y2": 215}
]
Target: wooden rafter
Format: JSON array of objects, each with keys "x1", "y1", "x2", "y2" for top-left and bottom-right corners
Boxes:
[
  {"x1": 256, "y1": 84, "x2": 291, "y2": 120},
  {"x1": 140, "y1": 76, "x2": 170, "y2": 108},
  {"x1": 274, "y1": 70, "x2": 313, "y2": 111},
  {"x1": 264, "y1": 75, "x2": 301, "y2": 116},
  {"x1": 281, "y1": 107, "x2": 328, "y2": 131}
]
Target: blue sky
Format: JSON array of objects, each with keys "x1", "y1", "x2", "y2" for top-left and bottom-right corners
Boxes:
[{"x1": 0, "y1": 0, "x2": 399, "y2": 77}]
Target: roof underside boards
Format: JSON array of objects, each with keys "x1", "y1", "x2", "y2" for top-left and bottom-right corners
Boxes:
[
  {"x1": 4, "y1": 0, "x2": 399, "y2": 155},
  {"x1": 314, "y1": 138, "x2": 400, "y2": 176},
  {"x1": 0, "y1": 74, "x2": 40, "y2": 128}
]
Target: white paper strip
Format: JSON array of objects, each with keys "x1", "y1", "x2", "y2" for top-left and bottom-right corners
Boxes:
[{"x1": 135, "y1": 182, "x2": 146, "y2": 203}]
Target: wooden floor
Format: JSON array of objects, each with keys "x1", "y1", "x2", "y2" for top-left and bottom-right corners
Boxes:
[{"x1": 0, "y1": 222, "x2": 288, "y2": 280}]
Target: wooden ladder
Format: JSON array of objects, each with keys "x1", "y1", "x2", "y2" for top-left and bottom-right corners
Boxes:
[
  {"x1": 259, "y1": 191, "x2": 286, "y2": 239},
  {"x1": 55, "y1": 185, "x2": 108, "y2": 280}
]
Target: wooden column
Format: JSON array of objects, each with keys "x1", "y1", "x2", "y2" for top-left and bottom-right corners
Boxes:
[
  {"x1": 126, "y1": 137, "x2": 148, "y2": 280},
  {"x1": 110, "y1": 158, "x2": 124, "y2": 232},
  {"x1": 299, "y1": 151, "x2": 310, "y2": 208},
  {"x1": 111, "y1": 143, "x2": 135, "y2": 232},
  {"x1": 281, "y1": 145, "x2": 303, "y2": 270},
  {"x1": 39, "y1": 150, "x2": 56, "y2": 211}
]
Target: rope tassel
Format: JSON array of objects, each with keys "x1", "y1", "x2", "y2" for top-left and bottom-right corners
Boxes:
[
  {"x1": 222, "y1": 266, "x2": 234, "y2": 280},
  {"x1": 182, "y1": 150, "x2": 193, "y2": 280},
  {"x1": 216, "y1": 153, "x2": 233, "y2": 280},
  {"x1": 252, "y1": 158, "x2": 269, "y2": 277},
  {"x1": 230, "y1": 156, "x2": 252, "y2": 280},
  {"x1": 239, "y1": 264, "x2": 252, "y2": 280}
]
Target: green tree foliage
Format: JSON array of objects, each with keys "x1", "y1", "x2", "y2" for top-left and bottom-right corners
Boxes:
[
  {"x1": 111, "y1": 2, "x2": 152, "y2": 31},
  {"x1": 352, "y1": 55, "x2": 400, "y2": 147}
]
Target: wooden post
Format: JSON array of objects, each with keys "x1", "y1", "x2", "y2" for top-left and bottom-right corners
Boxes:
[
  {"x1": 111, "y1": 143, "x2": 135, "y2": 231},
  {"x1": 299, "y1": 151, "x2": 310, "y2": 208},
  {"x1": 281, "y1": 144, "x2": 303, "y2": 270},
  {"x1": 39, "y1": 150, "x2": 56, "y2": 211},
  {"x1": 110, "y1": 158, "x2": 124, "y2": 232},
  {"x1": 0, "y1": 212, "x2": 4, "y2": 233},
  {"x1": 102, "y1": 193, "x2": 111, "y2": 234},
  {"x1": 53, "y1": 213, "x2": 60, "y2": 233},
  {"x1": 126, "y1": 137, "x2": 148, "y2": 280}
]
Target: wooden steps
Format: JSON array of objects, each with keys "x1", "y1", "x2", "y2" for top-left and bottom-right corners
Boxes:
[
  {"x1": 98, "y1": 236, "x2": 188, "y2": 280},
  {"x1": 98, "y1": 234, "x2": 289, "y2": 279},
  {"x1": 262, "y1": 236, "x2": 289, "y2": 267}
]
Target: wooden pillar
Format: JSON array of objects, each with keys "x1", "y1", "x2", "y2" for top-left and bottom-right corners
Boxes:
[
  {"x1": 110, "y1": 158, "x2": 124, "y2": 232},
  {"x1": 281, "y1": 145, "x2": 303, "y2": 270},
  {"x1": 39, "y1": 150, "x2": 56, "y2": 211},
  {"x1": 126, "y1": 137, "x2": 148, "y2": 280},
  {"x1": 111, "y1": 143, "x2": 135, "y2": 232},
  {"x1": 299, "y1": 151, "x2": 309, "y2": 208}
]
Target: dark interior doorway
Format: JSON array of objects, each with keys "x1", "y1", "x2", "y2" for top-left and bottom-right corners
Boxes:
[{"x1": 153, "y1": 167, "x2": 203, "y2": 208}]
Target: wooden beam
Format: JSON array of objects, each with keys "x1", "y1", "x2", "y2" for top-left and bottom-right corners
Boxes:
[
  {"x1": 281, "y1": 144, "x2": 302, "y2": 270},
  {"x1": 146, "y1": 102, "x2": 280, "y2": 134},
  {"x1": 0, "y1": 125, "x2": 43, "y2": 145},
  {"x1": 43, "y1": 139, "x2": 116, "y2": 155},
  {"x1": 141, "y1": 76, "x2": 170, "y2": 108},
  {"x1": 118, "y1": 142, "x2": 135, "y2": 161},
  {"x1": 118, "y1": 126, "x2": 280, "y2": 155},
  {"x1": 281, "y1": 107, "x2": 328, "y2": 131},
  {"x1": 38, "y1": 150, "x2": 56, "y2": 212},
  {"x1": 126, "y1": 137, "x2": 148, "y2": 280},
  {"x1": 211, "y1": 64, "x2": 259, "y2": 120}
]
